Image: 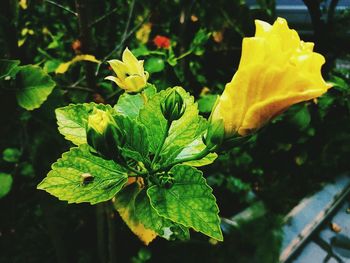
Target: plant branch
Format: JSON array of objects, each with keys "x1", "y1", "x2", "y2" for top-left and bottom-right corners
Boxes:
[
  {"x1": 75, "y1": 0, "x2": 97, "y2": 93},
  {"x1": 88, "y1": 7, "x2": 119, "y2": 28},
  {"x1": 45, "y1": 0, "x2": 78, "y2": 16},
  {"x1": 124, "y1": 164, "x2": 147, "y2": 176},
  {"x1": 328, "y1": 0, "x2": 340, "y2": 25},
  {"x1": 96, "y1": 203, "x2": 107, "y2": 263},
  {"x1": 60, "y1": 85, "x2": 95, "y2": 93},
  {"x1": 96, "y1": 9, "x2": 151, "y2": 75},
  {"x1": 106, "y1": 203, "x2": 117, "y2": 263}
]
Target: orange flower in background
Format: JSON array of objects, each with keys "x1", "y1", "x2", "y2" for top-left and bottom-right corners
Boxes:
[
  {"x1": 71, "y1": 39, "x2": 81, "y2": 52},
  {"x1": 212, "y1": 17, "x2": 331, "y2": 137},
  {"x1": 153, "y1": 35, "x2": 171, "y2": 49}
]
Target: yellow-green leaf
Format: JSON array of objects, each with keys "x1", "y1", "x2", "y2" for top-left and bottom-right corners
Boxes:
[{"x1": 55, "y1": 55, "x2": 100, "y2": 74}]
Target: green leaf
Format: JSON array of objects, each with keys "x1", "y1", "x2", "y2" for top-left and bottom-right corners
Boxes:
[
  {"x1": 56, "y1": 103, "x2": 113, "y2": 146},
  {"x1": 174, "y1": 138, "x2": 217, "y2": 167},
  {"x1": 145, "y1": 57, "x2": 165, "y2": 73},
  {"x1": 15, "y1": 65, "x2": 56, "y2": 110},
  {"x1": 135, "y1": 189, "x2": 190, "y2": 240},
  {"x1": 43, "y1": 59, "x2": 61, "y2": 73},
  {"x1": 148, "y1": 165, "x2": 223, "y2": 241},
  {"x1": 139, "y1": 87, "x2": 207, "y2": 157},
  {"x1": 330, "y1": 76, "x2": 349, "y2": 92},
  {"x1": 3, "y1": 148, "x2": 21, "y2": 163},
  {"x1": 37, "y1": 144, "x2": 128, "y2": 204},
  {"x1": 190, "y1": 29, "x2": 211, "y2": 56},
  {"x1": 0, "y1": 59, "x2": 20, "y2": 79},
  {"x1": 0, "y1": 173, "x2": 13, "y2": 199},
  {"x1": 114, "y1": 115, "x2": 150, "y2": 164},
  {"x1": 288, "y1": 105, "x2": 311, "y2": 131},
  {"x1": 114, "y1": 183, "x2": 157, "y2": 245},
  {"x1": 114, "y1": 84, "x2": 156, "y2": 119},
  {"x1": 198, "y1": 94, "x2": 218, "y2": 114}
]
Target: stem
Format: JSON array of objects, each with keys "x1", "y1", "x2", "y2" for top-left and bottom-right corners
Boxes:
[
  {"x1": 96, "y1": 203, "x2": 107, "y2": 263},
  {"x1": 328, "y1": 0, "x2": 339, "y2": 25},
  {"x1": 60, "y1": 85, "x2": 95, "y2": 93},
  {"x1": 75, "y1": 0, "x2": 97, "y2": 93},
  {"x1": 2, "y1": 0, "x2": 19, "y2": 59},
  {"x1": 125, "y1": 164, "x2": 147, "y2": 176},
  {"x1": 96, "y1": 10, "x2": 150, "y2": 75},
  {"x1": 106, "y1": 203, "x2": 117, "y2": 263},
  {"x1": 175, "y1": 50, "x2": 192, "y2": 61},
  {"x1": 88, "y1": 6, "x2": 119, "y2": 28},
  {"x1": 42, "y1": 199, "x2": 69, "y2": 263},
  {"x1": 151, "y1": 120, "x2": 172, "y2": 168},
  {"x1": 45, "y1": 0, "x2": 78, "y2": 16}
]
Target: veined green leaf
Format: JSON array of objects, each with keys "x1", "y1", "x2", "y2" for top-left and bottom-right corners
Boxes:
[
  {"x1": 114, "y1": 115, "x2": 150, "y2": 164},
  {"x1": 0, "y1": 59, "x2": 20, "y2": 79},
  {"x1": 15, "y1": 65, "x2": 56, "y2": 110},
  {"x1": 114, "y1": 84, "x2": 156, "y2": 119},
  {"x1": 55, "y1": 103, "x2": 113, "y2": 146},
  {"x1": 114, "y1": 183, "x2": 157, "y2": 245},
  {"x1": 135, "y1": 189, "x2": 190, "y2": 241},
  {"x1": 37, "y1": 144, "x2": 128, "y2": 204},
  {"x1": 139, "y1": 86, "x2": 206, "y2": 156},
  {"x1": 148, "y1": 165, "x2": 223, "y2": 241},
  {"x1": 174, "y1": 138, "x2": 217, "y2": 167}
]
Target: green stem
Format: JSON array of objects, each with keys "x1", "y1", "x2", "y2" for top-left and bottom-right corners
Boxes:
[
  {"x1": 151, "y1": 120, "x2": 172, "y2": 168},
  {"x1": 124, "y1": 164, "x2": 147, "y2": 177},
  {"x1": 175, "y1": 50, "x2": 192, "y2": 61}
]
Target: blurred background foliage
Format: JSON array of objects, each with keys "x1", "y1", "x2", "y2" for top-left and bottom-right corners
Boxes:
[{"x1": 0, "y1": 0, "x2": 350, "y2": 262}]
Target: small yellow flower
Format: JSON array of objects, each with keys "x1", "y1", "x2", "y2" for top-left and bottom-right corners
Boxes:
[
  {"x1": 106, "y1": 48, "x2": 149, "y2": 93},
  {"x1": 136, "y1": 22, "x2": 152, "y2": 44},
  {"x1": 212, "y1": 17, "x2": 331, "y2": 137},
  {"x1": 87, "y1": 108, "x2": 114, "y2": 135}
]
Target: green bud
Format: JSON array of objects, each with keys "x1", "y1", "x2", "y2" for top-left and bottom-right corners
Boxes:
[
  {"x1": 203, "y1": 118, "x2": 225, "y2": 150},
  {"x1": 87, "y1": 108, "x2": 125, "y2": 161},
  {"x1": 161, "y1": 89, "x2": 185, "y2": 122}
]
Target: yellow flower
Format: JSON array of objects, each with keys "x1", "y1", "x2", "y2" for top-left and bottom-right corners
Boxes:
[
  {"x1": 136, "y1": 23, "x2": 152, "y2": 44},
  {"x1": 212, "y1": 17, "x2": 331, "y2": 137},
  {"x1": 105, "y1": 48, "x2": 149, "y2": 93}
]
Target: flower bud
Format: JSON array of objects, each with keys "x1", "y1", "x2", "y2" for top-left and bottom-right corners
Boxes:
[
  {"x1": 161, "y1": 89, "x2": 185, "y2": 122},
  {"x1": 87, "y1": 108, "x2": 114, "y2": 134},
  {"x1": 87, "y1": 108, "x2": 124, "y2": 161},
  {"x1": 203, "y1": 118, "x2": 225, "y2": 150}
]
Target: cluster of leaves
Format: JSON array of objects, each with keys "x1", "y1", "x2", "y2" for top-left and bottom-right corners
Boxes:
[{"x1": 37, "y1": 85, "x2": 223, "y2": 243}]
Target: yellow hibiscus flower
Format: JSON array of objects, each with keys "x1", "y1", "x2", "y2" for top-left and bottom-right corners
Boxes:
[
  {"x1": 212, "y1": 17, "x2": 332, "y2": 137},
  {"x1": 106, "y1": 48, "x2": 149, "y2": 93}
]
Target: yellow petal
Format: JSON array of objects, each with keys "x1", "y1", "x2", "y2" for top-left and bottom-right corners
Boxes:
[
  {"x1": 104, "y1": 76, "x2": 128, "y2": 90},
  {"x1": 240, "y1": 88, "x2": 328, "y2": 136},
  {"x1": 124, "y1": 75, "x2": 147, "y2": 92},
  {"x1": 255, "y1": 20, "x2": 271, "y2": 37},
  {"x1": 122, "y1": 47, "x2": 143, "y2": 75},
  {"x1": 107, "y1": 59, "x2": 128, "y2": 81}
]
